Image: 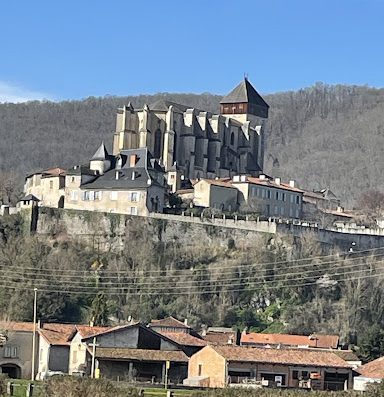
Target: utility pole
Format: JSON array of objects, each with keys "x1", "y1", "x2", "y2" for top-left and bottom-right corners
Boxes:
[
  {"x1": 31, "y1": 288, "x2": 38, "y2": 381},
  {"x1": 90, "y1": 337, "x2": 99, "y2": 378}
]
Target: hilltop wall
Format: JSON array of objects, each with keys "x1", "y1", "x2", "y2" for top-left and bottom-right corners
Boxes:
[{"x1": 31, "y1": 208, "x2": 384, "y2": 252}]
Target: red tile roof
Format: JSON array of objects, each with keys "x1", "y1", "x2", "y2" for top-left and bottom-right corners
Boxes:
[
  {"x1": 197, "y1": 179, "x2": 237, "y2": 189},
  {"x1": 95, "y1": 347, "x2": 188, "y2": 363},
  {"x1": 158, "y1": 331, "x2": 207, "y2": 347},
  {"x1": 0, "y1": 321, "x2": 35, "y2": 333},
  {"x1": 241, "y1": 333, "x2": 339, "y2": 349},
  {"x1": 357, "y1": 357, "x2": 384, "y2": 378},
  {"x1": 150, "y1": 317, "x2": 190, "y2": 329},
  {"x1": 38, "y1": 323, "x2": 76, "y2": 346},
  {"x1": 75, "y1": 325, "x2": 111, "y2": 339},
  {"x1": 210, "y1": 345, "x2": 351, "y2": 368}
]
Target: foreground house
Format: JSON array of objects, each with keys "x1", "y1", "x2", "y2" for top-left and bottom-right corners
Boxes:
[
  {"x1": 0, "y1": 322, "x2": 36, "y2": 379},
  {"x1": 354, "y1": 356, "x2": 384, "y2": 391},
  {"x1": 81, "y1": 323, "x2": 188, "y2": 384},
  {"x1": 186, "y1": 345, "x2": 353, "y2": 390}
]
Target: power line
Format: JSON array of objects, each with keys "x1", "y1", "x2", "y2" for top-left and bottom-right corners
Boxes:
[
  {"x1": 0, "y1": 260, "x2": 381, "y2": 295},
  {"x1": 0, "y1": 253, "x2": 379, "y2": 289}
]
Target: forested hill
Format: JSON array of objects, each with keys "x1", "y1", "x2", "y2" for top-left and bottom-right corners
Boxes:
[{"x1": 1, "y1": 83, "x2": 384, "y2": 205}]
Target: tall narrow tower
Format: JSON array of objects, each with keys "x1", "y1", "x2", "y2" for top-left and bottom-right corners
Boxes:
[{"x1": 220, "y1": 78, "x2": 269, "y2": 173}]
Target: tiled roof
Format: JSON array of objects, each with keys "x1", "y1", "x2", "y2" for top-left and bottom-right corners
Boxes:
[
  {"x1": 95, "y1": 347, "x2": 188, "y2": 363},
  {"x1": 0, "y1": 321, "x2": 35, "y2": 333},
  {"x1": 357, "y1": 357, "x2": 384, "y2": 378},
  {"x1": 197, "y1": 179, "x2": 238, "y2": 189},
  {"x1": 38, "y1": 324, "x2": 76, "y2": 346},
  {"x1": 75, "y1": 325, "x2": 111, "y2": 339},
  {"x1": 81, "y1": 322, "x2": 141, "y2": 341},
  {"x1": 241, "y1": 333, "x2": 339, "y2": 349},
  {"x1": 244, "y1": 177, "x2": 304, "y2": 193},
  {"x1": 158, "y1": 331, "x2": 207, "y2": 347},
  {"x1": 150, "y1": 317, "x2": 190, "y2": 329},
  {"x1": 203, "y1": 331, "x2": 238, "y2": 345},
  {"x1": 210, "y1": 345, "x2": 351, "y2": 368},
  {"x1": 333, "y1": 350, "x2": 360, "y2": 362}
]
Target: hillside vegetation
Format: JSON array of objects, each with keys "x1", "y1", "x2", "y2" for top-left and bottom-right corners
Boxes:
[
  {"x1": 2, "y1": 213, "x2": 384, "y2": 360},
  {"x1": 1, "y1": 83, "x2": 384, "y2": 205}
]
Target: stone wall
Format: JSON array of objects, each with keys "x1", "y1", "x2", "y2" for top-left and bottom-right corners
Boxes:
[{"x1": 33, "y1": 207, "x2": 384, "y2": 252}]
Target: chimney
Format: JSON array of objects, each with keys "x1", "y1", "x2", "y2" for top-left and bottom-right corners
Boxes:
[
  {"x1": 259, "y1": 174, "x2": 266, "y2": 180},
  {"x1": 233, "y1": 175, "x2": 240, "y2": 182},
  {"x1": 289, "y1": 180, "x2": 295, "y2": 188},
  {"x1": 240, "y1": 175, "x2": 246, "y2": 182},
  {"x1": 274, "y1": 177, "x2": 281, "y2": 185},
  {"x1": 89, "y1": 320, "x2": 94, "y2": 327},
  {"x1": 130, "y1": 154, "x2": 137, "y2": 167},
  {"x1": 131, "y1": 171, "x2": 136, "y2": 180},
  {"x1": 115, "y1": 171, "x2": 120, "y2": 180},
  {"x1": 184, "y1": 319, "x2": 188, "y2": 326}
]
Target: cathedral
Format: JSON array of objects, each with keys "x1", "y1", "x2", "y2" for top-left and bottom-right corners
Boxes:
[{"x1": 113, "y1": 78, "x2": 269, "y2": 191}]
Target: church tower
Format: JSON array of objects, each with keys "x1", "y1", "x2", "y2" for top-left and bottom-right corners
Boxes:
[
  {"x1": 220, "y1": 77, "x2": 269, "y2": 126},
  {"x1": 220, "y1": 78, "x2": 269, "y2": 174}
]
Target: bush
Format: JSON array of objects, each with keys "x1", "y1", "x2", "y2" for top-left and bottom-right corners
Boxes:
[
  {"x1": 42, "y1": 376, "x2": 140, "y2": 397},
  {"x1": 0, "y1": 374, "x2": 7, "y2": 397}
]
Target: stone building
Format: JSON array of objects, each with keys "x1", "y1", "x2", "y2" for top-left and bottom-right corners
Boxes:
[{"x1": 113, "y1": 78, "x2": 269, "y2": 191}]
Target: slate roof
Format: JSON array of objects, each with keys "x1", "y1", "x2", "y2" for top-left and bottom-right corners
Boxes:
[
  {"x1": 241, "y1": 333, "x2": 339, "y2": 349},
  {"x1": 66, "y1": 164, "x2": 99, "y2": 177},
  {"x1": 95, "y1": 347, "x2": 188, "y2": 363},
  {"x1": 82, "y1": 322, "x2": 141, "y2": 341},
  {"x1": 91, "y1": 142, "x2": 109, "y2": 161},
  {"x1": 157, "y1": 331, "x2": 207, "y2": 347},
  {"x1": 75, "y1": 325, "x2": 111, "y2": 339},
  {"x1": 18, "y1": 194, "x2": 40, "y2": 202},
  {"x1": 209, "y1": 345, "x2": 351, "y2": 368},
  {"x1": 220, "y1": 78, "x2": 269, "y2": 108},
  {"x1": 357, "y1": 357, "x2": 384, "y2": 378}
]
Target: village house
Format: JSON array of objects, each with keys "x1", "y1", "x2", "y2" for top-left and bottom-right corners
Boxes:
[
  {"x1": 37, "y1": 323, "x2": 76, "y2": 379},
  {"x1": 192, "y1": 179, "x2": 239, "y2": 212},
  {"x1": 240, "y1": 332, "x2": 339, "y2": 349},
  {"x1": 148, "y1": 317, "x2": 207, "y2": 357},
  {"x1": 0, "y1": 322, "x2": 37, "y2": 379},
  {"x1": 353, "y1": 356, "x2": 384, "y2": 391},
  {"x1": 200, "y1": 327, "x2": 240, "y2": 346},
  {"x1": 231, "y1": 175, "x2": 303, "y2": 218},
  {"x1": 24, "y1": 145, "x2": 167, "y2": 216},
  {"x1": 80, "y1": 322, "x2": 189, "y2": 384},
  {"x1": 185, "y1": 345, "x2": 353, "y2": 390}
]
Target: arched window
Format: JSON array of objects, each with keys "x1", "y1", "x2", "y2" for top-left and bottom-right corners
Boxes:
[
  {"x1": 230, "y1": 132, "x2": 235, "y2": 146},
  {"x1": 154, "y1": 129, "x2": 162, "y2": 158}
]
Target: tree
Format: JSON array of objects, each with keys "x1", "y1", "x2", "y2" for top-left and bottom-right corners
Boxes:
[
  {"x1": 90, "y1": 292, "x2": 109, "y2": 326},
  {"x1": 357, "y1": 190, "x2": 384, "y2": 216}
]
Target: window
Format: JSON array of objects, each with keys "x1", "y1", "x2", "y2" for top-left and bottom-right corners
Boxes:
[
  {"x1": 267, "y1": 190, "x2": 271, "y2": 199},
  {"x1": 70, "y1": 190, "x2": 78, "y2": 201},
  {"x1": 230, "y1": 132, "x2": 235, "y2": 145},
  {"x1": 4, "y1": 346, "x2": 18, "y2": 358},
  {"x1": 302, "y1": 371, "x2": 309, "y2": 380},
  {"x1": 198, "y1": 364, "x2": 203, "y2": 376},
  {"x1": 282, "y1": 193, "x2": 286, "y2": 202},
  {"x1": 83, "y1": 191, "x2": 95, "y2": 201},
  {"x1": 73, "y1": 350, "x2": 78, "y2": 364},
  {"x1": 71, "y1": 177, "x2": 75, "y2": 183},
  {"x1": 49, "y1": 181, "x2": 53, "y2": 190},
  {"x1": 275, "y1": 191, "x2": 279, "y2": 200},
  {"x1": 296, "y1": 195, "x2": 300, "y2": 204},
  {"x1": 129, "y1": 207, "x2": 138, "y2": 215},
  {"x1": 130, "y1": 192, "x2": 138, "y2": 202},
  {"x1": 110, "y1": 191, "x2": 118, "y2": 201},
  {"x1": 292, "y1": 370, "x2": 299, "y2": 380},
  {"x1": 95, "y1": 191, "x2": 102, "y2": 200},
  {"x1": 274, "y1": 205, "x2": 278, "y2": 215}
]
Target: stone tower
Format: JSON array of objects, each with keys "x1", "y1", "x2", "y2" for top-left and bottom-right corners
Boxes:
[{"x1": 220, "y1": 78, "x2": 269, "y2": 171}]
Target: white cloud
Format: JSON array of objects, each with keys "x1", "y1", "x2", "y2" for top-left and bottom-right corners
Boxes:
[{"x1": 0, "y1": 81, "x2": 54, "y2": 103}]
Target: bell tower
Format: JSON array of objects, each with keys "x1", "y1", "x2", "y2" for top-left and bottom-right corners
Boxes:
[{"x1": 220, "y1": 77, "x2": 269, "y2": 127}]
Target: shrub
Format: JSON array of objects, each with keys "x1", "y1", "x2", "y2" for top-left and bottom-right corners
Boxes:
[
  {"x1": 0, "y1": 374, "x2": 7, "y2": 396},
  {"x1": 42, "y1": 376, "x2": 140, "y2": 397}
]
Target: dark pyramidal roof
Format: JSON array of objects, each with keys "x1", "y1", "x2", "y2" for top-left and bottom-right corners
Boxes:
[{"x1": 220, "y1": 78, "x2": 269, "y2": 108}]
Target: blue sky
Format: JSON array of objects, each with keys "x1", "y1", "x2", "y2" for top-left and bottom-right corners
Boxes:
[{"x1": 1, "y1": 0, "x2": 383, "y2": 102}]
